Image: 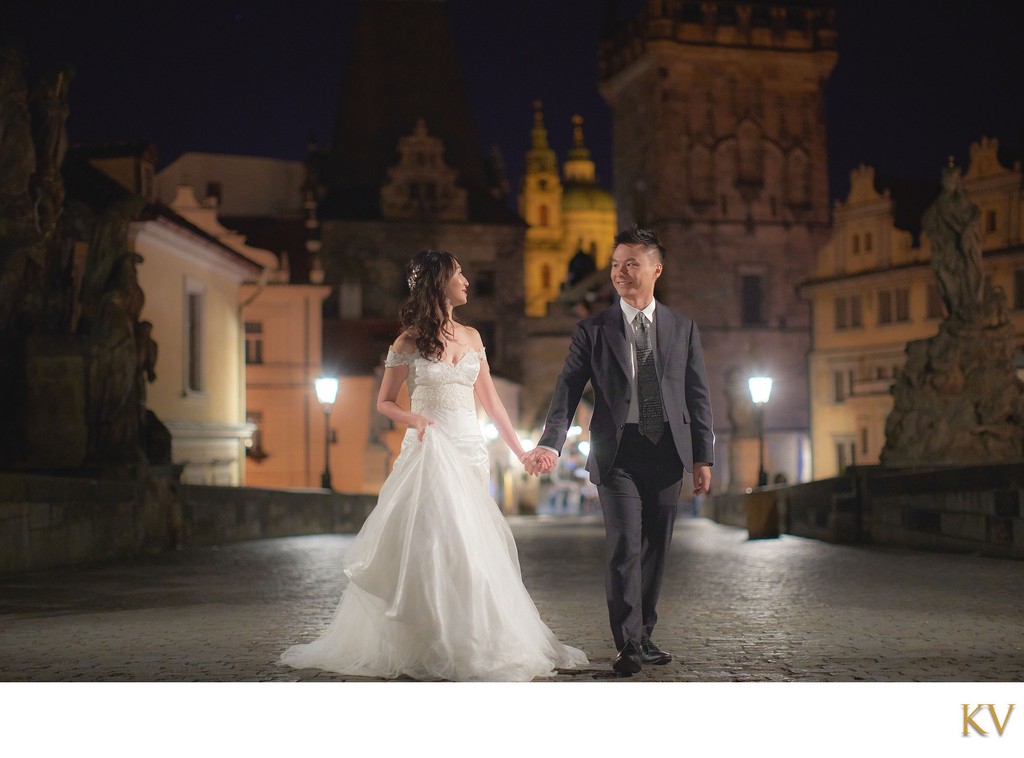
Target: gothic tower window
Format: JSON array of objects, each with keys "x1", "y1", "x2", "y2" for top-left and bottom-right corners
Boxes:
[
  {"x1": 538, "y1": 205, "x2": 549, "y2": 226},
  {"x1": 736, "y1": 120, "x2": 763, "y2": 187},
  {"x1": 740, "y1": 274, "x2": 765, "y2": 325},
  {"x1": 689, "y1": 145, "x2": 713, "y2": 205},
  {"x1": 784, "y1": 148, "x2": 811, "y2": 206},
  {"x1": 541, "y1": 264, "x2": 552, "y2": 290}
]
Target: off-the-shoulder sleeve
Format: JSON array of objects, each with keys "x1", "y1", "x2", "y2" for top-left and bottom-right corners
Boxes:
[
  {"x1": 478, "y1": 347, "x2": 487, "y2": 362},
  {"x1": 385, "y1": 349, "x2": 417, "y2": 368}
]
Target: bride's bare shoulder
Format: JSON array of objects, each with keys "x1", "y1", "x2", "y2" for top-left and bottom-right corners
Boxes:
[
  {"x1": 391, "y1": 331, "x2": 418, "y2": 354},
  {"x1": 458, "y1": 325, "x2": 485, "y2": 351}
]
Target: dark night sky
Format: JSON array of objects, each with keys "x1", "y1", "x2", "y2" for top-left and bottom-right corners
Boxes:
[{"x1": 9, "y1": 0, "x2": 1024, "y2": 208}]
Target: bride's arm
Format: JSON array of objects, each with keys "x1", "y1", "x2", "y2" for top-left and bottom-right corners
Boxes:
[
  {"x1": 469, "y1": 334, "x2": 528, "y2": 462},
  {"x1": 376, "y1": 340, "x2": 434, "y2": 440}
]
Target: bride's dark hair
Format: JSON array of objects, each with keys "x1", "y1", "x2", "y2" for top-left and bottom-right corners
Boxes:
[{"x1": 399, "y1": 249, "x2": 460, "y2": 361}]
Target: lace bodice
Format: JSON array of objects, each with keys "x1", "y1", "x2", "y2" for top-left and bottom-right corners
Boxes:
[{"x1": 385, "y1": 348, "x2": 485, "y2": 414}]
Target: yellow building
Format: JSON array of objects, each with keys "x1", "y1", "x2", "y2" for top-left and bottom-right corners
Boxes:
[
  {"x1": 164, "y1": 180, "x2": 334, "y2": 490},
  {"x1": 77, "y1": 144, "x2": 265, "y2": 485},
  {"x1": 800, "y1": 138, "x2": 1024, "y2": 479},
  {"x1": 520, "y1": 104, "x2": 617, "y2": 317}
]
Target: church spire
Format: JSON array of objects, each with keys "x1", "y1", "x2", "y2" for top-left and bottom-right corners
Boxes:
[
  {"x1": 526, "y1": 100, "x2": 558, "y2": 175},
  {"x1": 563, "y1": 115, "x2": 596, "y2": 184}
]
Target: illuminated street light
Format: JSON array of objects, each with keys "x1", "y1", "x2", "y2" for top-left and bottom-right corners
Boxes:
[
  {"x1": 314, "y1": 376, "x2": 339, "y2": 490},
  {"x1": 748, "y1": 376, "x2": 773, "y2": 487}
]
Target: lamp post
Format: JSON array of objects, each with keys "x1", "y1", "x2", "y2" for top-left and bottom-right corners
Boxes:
[
  {"x1": 314, "y1": 376, "x2": 339, "y2": 490},
  {"x1": 748, "y1": 375, "x2": 773, "y2": 487}
]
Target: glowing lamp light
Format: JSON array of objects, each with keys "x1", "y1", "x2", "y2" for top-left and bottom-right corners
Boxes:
[
  {"x1": 314, "y1": 375, "x2": 339, "y2": 490},
  {"x1": 483, "y1": 423, "x2": 499, "y2": 441},
  {"x1": 747, "y1": 375, "x2": 773, "y2": 487},
  {"x1": 748, "y1": 376, "x2": 773, "y2": 405},
  {"x1": 577, "y1": 440, "x2": 591, "y2": 457},
  {"x1": 315, "y1": 376, "x2": 340, "y2": 406}
]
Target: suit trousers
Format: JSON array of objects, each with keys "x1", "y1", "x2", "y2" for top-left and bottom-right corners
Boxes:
[{"x1": 598, "y1": 423, "x2": 684, "y2": 650}]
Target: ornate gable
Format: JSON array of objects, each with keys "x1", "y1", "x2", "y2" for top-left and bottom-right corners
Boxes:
[{"x1": 380, "y1": 119, "x2": 467, "y2": 222}]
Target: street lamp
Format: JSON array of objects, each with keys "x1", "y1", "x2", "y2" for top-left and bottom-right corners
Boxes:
[
  {"x1": 314, "y1": 376, "x2": 339, "y2": 490},
  {"x1": 748, "y1": 375, "x2": 773, "y2": 487}
]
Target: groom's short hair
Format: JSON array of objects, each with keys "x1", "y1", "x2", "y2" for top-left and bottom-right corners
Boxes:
[{"x1": 614, "y1": 225, "x2": 665, "y2": 263}]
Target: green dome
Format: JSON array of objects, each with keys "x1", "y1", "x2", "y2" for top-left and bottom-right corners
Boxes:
[{"x1": 562, "y1": 183, "x2": 615, "y2": 213}]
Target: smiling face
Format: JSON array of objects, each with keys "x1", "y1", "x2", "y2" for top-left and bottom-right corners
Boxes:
[
  {"x1": 610, "y1": 243, "x2": 662, "y2": 308},
  {"x1": 445, "y1": 261, "x2": 469, "y2": 307}
]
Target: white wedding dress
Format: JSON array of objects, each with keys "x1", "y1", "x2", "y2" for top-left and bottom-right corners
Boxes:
[{"x1": 280, "y1": 347, "x2": 588, "y2": 681}]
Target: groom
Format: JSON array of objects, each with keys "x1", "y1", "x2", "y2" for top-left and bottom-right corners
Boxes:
[{"x1": 524, "y1": 226, "x2": 714, "y2": 676}]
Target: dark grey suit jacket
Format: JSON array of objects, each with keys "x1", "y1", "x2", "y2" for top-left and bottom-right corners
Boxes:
[{"x1": 537, "y1": 302, "x2": 715, "y2": 485}]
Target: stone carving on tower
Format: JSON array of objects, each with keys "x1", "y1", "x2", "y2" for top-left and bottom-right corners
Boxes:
[{"x1": 380, "y1": 119, "x2": 467, "y2": 222}]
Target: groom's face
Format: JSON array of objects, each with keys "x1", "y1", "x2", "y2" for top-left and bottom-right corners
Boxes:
[{"x1": 610, "y1": 243, "x2": 662, "y2": 306}]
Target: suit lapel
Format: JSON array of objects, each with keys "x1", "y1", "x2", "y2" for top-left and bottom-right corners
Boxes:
[{"x1": 600, "y1": 307, "x2": 632, "y2": 382}]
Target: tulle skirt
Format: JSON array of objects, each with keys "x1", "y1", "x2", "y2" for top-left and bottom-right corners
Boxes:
[{"x1": 280, "y1": 419, "x2": 587, "y2": 681}]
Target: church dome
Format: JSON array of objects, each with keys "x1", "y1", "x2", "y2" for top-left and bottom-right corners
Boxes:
[{"x1": 562, "y1": 182, "x2": 615, "y2": 212}]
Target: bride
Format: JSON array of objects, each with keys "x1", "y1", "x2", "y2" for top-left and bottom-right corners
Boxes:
[{"x1": 280, "y1": 249, "x2": 588, "y2": 681}]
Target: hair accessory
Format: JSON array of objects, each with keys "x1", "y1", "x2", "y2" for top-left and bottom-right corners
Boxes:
[{"x1": 407, "y1": 264, "x2": 422, "y2": 291}]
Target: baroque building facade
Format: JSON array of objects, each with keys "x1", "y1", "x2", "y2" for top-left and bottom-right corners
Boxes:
[
  {"x1": 520, "y1": 103, "x2": 617, "y2": 318},
  {"x1": 800, "y1": 138, "x2": 1024, "y2": 479},
  {"x1": 598, "y1": 0, "x2": 838, "y2": 489}
]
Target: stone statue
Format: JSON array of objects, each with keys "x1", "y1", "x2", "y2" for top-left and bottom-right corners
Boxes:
[
  {"x1": 29, "y1": 65, "x2": 74, "y2": 238},
  {"x1": 881, "y1": 159, "x2": 1024, "y2": 466},
  {"x1": 922, "y1": 159, "x2": 984, "y2": 323},
  {"x1": 0, "y1": 46, "x2": 36, "y2": 219},
  {"x1": 78, "y1": 196, "x2": 146, "y2": 333},
  {"x1": 0, "y1": 46, "x2": 167, "y2": 474},
  {"x1": 87, "y1": 252, "x2": 146, "y2": 466}
]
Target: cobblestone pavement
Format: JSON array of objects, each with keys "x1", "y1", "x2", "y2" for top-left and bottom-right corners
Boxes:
[{"x1": 1, "y1": 516, "x2": 1022, "y2": 682}]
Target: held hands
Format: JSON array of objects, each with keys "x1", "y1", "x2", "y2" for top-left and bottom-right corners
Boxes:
[
  {"x1": 520, "y1": 448, "x2": 557, "y2": 476},
  {"x1": 412, "y1": 414, "x2": 435, "y2": 441},
  {"x1": 693, "y1": 462, "x2": 712, "y2": 496}
]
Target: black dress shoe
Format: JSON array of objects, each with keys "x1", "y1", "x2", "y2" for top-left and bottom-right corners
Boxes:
[
  {"x1": 640, "y1": 636, "x2": 672, "y2": 665},
  {"x1": 613, "y1": 640, "x2": 643, "y2": 675}
]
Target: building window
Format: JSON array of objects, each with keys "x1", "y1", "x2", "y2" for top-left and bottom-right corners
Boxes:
[
  {"x1": 895, "y1": 287, "x2": 910, "y2": 322},
  {"x1": 926, "y1": 282, "x2": 945, "y2": 319},
  {"x1": 245, "y1": 321, "x2": 264, "y2": 365},
  {"x1": 834, "y1": 296, "x2": 848, "y2": 330},
  {"x1": 206, "y1": 181, "x2": 222, "y2": 204},
  {"x1": 538, "y1": 204, "x2": 549, "y2": 226},
  {"x1": 834, "y1": 370, "x2": 846, "y2": 402},
  {"x1": 185, "y1": 284, "x2": 205, "y2": 393},
  {"x1": 864, "y1": 232, "x2": 873, "y2": 252},
  {"x1": 852, "y1": 234, "x2": 860, "y2": 254},
  {"x1": 835, "y1": 437, "x2": 856, "y2": 471},
  {"x1": 850, "y1": 295, "x2": 863, "y2": 327},
  {"x1": 740, "y1": 274, "x2": 766, "y2": 325},
  {"x1": 541, "y1": 264, "x2": 551, "y2": 290},
  {"x1": 1015, "y1": 270, "x2": 1024, "y2": 310},
  {"x1": 860, "y1": 427, "x2": 869, "y2": 456},
  {"x1": 986, "y1": 209, "x2": 997, "y2": 233},
  {"x1": 878, "y1": 289, "x2": 892, "y2": 324},
  {"x1": 475, "y1": 269, "x2": 496, "y2": 297}
]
